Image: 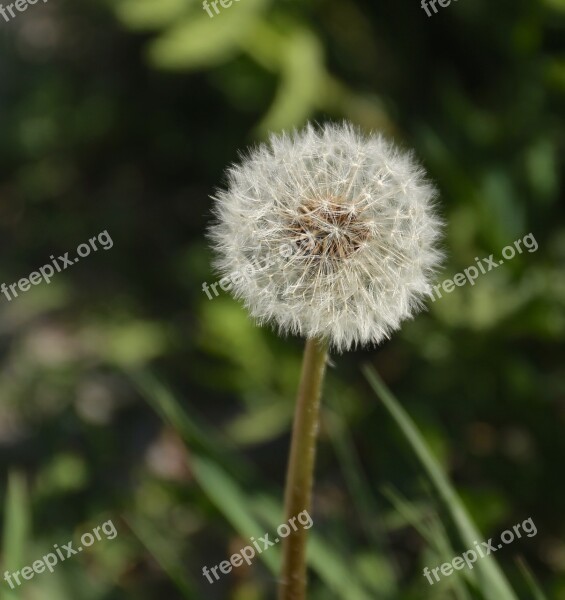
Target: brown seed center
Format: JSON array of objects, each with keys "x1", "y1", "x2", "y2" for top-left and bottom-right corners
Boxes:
[{"x1": 288, "y1": 197, "x2": 370, "y2": 260}]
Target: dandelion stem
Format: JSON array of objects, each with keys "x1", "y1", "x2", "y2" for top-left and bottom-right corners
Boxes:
[{"x1": 279, "y1": 337, "x2": 329, "y2": 600}]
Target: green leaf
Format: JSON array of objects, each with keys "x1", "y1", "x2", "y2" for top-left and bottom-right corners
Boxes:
[
  {"x1": 256, "y1": 28, "x2": 324, "y2": 133},
  {"x1": 148, "y1": 0, "x2": 268, "y2": 70},
  {"x1": 114, "y1": 0, "x2": 191, "y2": 30}
]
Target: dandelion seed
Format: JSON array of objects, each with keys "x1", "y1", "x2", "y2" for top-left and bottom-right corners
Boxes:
[{"x1": 209, "y1": 122, "x2": 443, "y2": 352}]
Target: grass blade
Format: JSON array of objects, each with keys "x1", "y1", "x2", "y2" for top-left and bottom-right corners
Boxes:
[
  {"x1": 2, "y1": 471, "x2": 30, "y2": 600},
  {"x1": 363, "y1": 364, "x2": 518, "y2": 600},
  {"x1": 135, "y1": 370, "x2": 376, "y2": 599},
  {"x1": 516, "y1": 557, "x2": 548, "y2": 600},
  {"x1": 125, "y1": 515, "x2": 196, "y2": 598}
]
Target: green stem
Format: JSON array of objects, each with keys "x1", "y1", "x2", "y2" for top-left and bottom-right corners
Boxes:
[{"x1": 279, "y1": 337, "x2": 329, "y2": 600}]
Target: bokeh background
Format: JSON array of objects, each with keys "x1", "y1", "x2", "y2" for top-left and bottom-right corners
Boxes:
[{"x1": 1, "y1": 0, "x2": 564, "y2": 598}]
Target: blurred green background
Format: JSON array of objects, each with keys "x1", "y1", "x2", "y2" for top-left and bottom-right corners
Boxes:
[{"x1": 0, "y1": 0, "x2": 564, "y2": 598}]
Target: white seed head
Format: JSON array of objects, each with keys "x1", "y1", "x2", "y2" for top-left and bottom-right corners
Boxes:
[{"x1": 209, "y1": 122, "x2": 443, "y2": 352}]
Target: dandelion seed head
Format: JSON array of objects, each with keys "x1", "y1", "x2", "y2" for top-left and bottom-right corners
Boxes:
[{"x1": 209, "y1": 122, "x2": 443, "y2": 352}]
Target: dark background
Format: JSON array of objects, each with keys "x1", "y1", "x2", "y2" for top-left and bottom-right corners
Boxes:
[{"x1": 0, "y1": 0, "x2": 564, "y2": 598}]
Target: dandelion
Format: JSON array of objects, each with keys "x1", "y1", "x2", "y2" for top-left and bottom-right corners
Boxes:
[
  {"x1": 210, "y1": 122, "x2": 442, "y2": 353},
  {"x1": 209, "y1": 122, "x2": 443, "y2": 600}
]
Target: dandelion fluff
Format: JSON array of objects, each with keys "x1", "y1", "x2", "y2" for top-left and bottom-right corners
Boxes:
[{"x1": 209, "y1": 122, "x2": 443, "y2": 352}]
